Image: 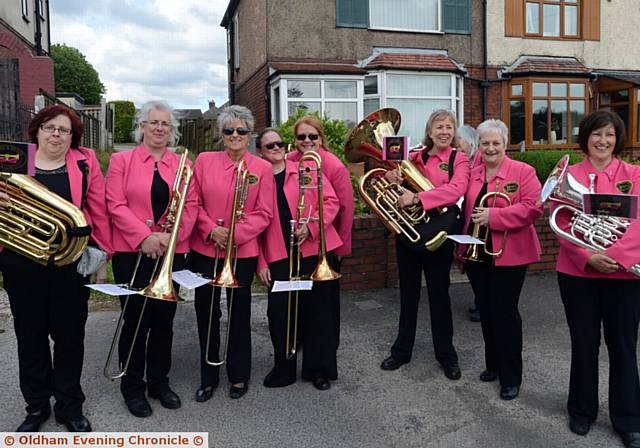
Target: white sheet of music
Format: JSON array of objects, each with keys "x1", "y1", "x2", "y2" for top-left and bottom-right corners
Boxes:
[
  {"x1": 272, "y1": 280, "x2": 314, "y2": 292},
  {"x1": 446, "y1": 235, "x2": 485, "y2": 245},
  {"x1": 86, "y1": 284, "x2": 137, "y2": 296},
  {"x1": 172, "y1": 270, "x2": 211, "y2": 289}
]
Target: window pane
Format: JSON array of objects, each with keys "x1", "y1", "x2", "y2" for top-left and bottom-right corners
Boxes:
[
  {"x1": 543, "y1": 4, "x2": 560, "y2": 37},
  {"x1": 532, "y1": 83, "x2": 548, "y2": 97},
  {"x1": 611, "y1": 89, "x2": 629, "y2": 103},
  {"x1": 325, "y1": 81, "x2": 357, "y2": 99},
  {"x1": 532, "y1": 100, "x2": 549, "y2": 144},
  {"x1": 364, "y1": 98, "x2": 380, "y2": 116},
  {"x1": 611, "y1": 106, "x2": 629, "y2": 131},
  {"x1": 387, "y1": 98, "x2": 451, "y2": 144},
  {"x1": 551, "y1": 83, "x2": 567, "y2": 97},
  {"x1": 287, "y1": 81, "x2": 320, "y2": 99},
  {"x1": 288, "y1": 102, "x2": 320, "y2": 117},
  {"x1": 510, "y1": 100, "x2": 525, "y2": 146},
  {"x1": 551, "y1": 100, "x2": 568, "y2": 144},
  {"x1": 511, "y1": 84, "x2": 523, "y2": 96},
  {"x1": 565, "y1": 5, "x2": 578, "y2": 36},
  {"x1": 638, "y1": 103, "x2": 640, "y2": 143},
  {"x1": 600, "y1": 92, "x2": 611, "y2": 106},
  {"x1": 370, "y1": 0, "x2": 439, "y2": 31},
  {"x1": 273, "y1": 87, "x2": 281, "y2": 124},
  {"x1": 324, "y1": 102, "x2": 357, "y2": 128},
  {"x1": 387, "y1": 74, "x2": 451, "y2": 97},
  {"x1": 570, "y1": 83, "x2": 585, "y2": 98},
  {"x1": 569, "y1": 100, "x2": 585, "y2": 143},
  {"x1": 364, "y1": 76, "x2": 378, "y2": 95},
  {"x1": 565, "y1": 0, "x2": 578, "y2": 3},
  {"x1": 526, "y1": 2, "x2": 540, "y2": 33}
]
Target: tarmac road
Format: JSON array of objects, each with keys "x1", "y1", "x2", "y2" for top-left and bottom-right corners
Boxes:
[{"x1": 0, "y1": 273, "x2": 627, "y2": 447}]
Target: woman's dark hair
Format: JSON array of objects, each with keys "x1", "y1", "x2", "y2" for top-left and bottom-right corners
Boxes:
[
  {"x1": 255, "y1": 127, "x2": 281, "y2": 148},
  {"x1": 578, "y1": 109, "x2": 626, "y2": 156},
  {"x1": 28, "y1": 104, "x2": 84, "y2": 149}
]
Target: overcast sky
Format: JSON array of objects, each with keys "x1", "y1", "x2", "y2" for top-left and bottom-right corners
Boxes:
[{"x1": 50, "y1": 0, "x2": 230, "y2": 111}]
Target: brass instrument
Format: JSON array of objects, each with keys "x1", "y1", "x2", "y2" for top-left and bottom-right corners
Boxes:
[
  {"x1": 285, "y1": 151, "x2": 341, "y2": 359},
  {"x1": 541, "y1": 155, "x2": 639, "y2": 277},
  {"x1": 205, "y1": 160, "x2": 249, "y2": 366},
  {"x1": 104, "y1": 150, "x2": 193, "y2": 380},
  {"x1": 345, "y1": 108, "x2": 449, "y2": 252},
  {"x1": 462, "y1": 183, "x2": 511, "y2": 262},
  {"x1": 0, "y1": 173, "x2": 90, "y2": 266}
]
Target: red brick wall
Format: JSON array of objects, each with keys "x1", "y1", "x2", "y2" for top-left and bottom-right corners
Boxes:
[
  {"x1": 463, "y1": 66, "x2": 502, "y2": 127},
  {"x1": 0, "y1": 27, "x2": 54, "y2": 107},
  {"x1": 234, "y1": 63, "x2": 269, "y2": 131}
]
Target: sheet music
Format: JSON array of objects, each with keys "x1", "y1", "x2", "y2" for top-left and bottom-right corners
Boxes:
[
  {"x1": 172, "y1": 270, "x2": 211, "y2": 289},
  {"x1": 271, "y1": 280, "x2": 314, "y2": 292},
  {"x1": 86, "y1": 284, "x2": 137, "y2": 296},
  {"x1": 446, "y1": 234, "x2": 485, "y2": 245}
]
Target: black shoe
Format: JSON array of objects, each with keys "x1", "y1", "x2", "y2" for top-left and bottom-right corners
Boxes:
[
  {"x1": 55, "y1": 415, "x2": 92, "y2": 432},
  {"x1": 620, "y1": 432, "x2": 640, "y2": 448},
  {"x1": 125, "y1": 396, "x2": 153, "y2": 418},
  {"x1": 479, "y1": 370, "x2": 498, "y2": 382},
  {"x1": 312, "y1": 377, "x2": 331, "y2": 391},
  {"x1": 149, "y1": 388, "x2": 181, "y2": 409},
  {"x1": 263, "y1": 370, "x2": 296, "y2": 388},
  {"x1": 229, "y1": 383, "x2": 248, "y2": 399},
  {"x1": 380, "y1": 356, "x2": 408, "y2": 371},
  {"x1": 568, "y1": 417, "x2": 591, "y2": 436},
  {"x1": 500, "y1": 386, "x2": 520, "y2": 400},
  {"x1": 194, "y1": 385, "x2": 215, "y2": 403},
  {"x1": 469, "y1": 307, "x2": 481, "y2": 322},
  {"x1": 16, "y1": 407, "x2": 51, "y2": 432},
  {"x1": 443, "y1": 363, "x2": 462, "y2": 380}
]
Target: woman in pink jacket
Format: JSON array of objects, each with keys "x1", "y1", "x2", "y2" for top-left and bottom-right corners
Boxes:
[
  {"x1": 554, "y1": 110, "x2": 640, "y2": 448},
  {"x1": 1, "y1": 104, "x2": 112, "y2": 432},
  {"x1": 255, "y1": 128, "x2": 342, "y2": 391},
  {"x1": 106, "y1": 100, "x2": 197, "y2": 418},
  {"x1": 189, "y1": 106, "x2": 274, "y2": 402},
  {"x1": 458, "y1": 119, "x2": 542, "y2": 401}
]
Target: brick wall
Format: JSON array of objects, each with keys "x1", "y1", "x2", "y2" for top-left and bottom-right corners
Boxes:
[
  {"x1": 341, "y1": 208, "x2": 559, "y2": 290},
  {"x1": 234, "y1": 63, "x2": 269, "y2": 131},
  {"x1": 463, "y1": 66, "x2": 502, "y2": 127}
]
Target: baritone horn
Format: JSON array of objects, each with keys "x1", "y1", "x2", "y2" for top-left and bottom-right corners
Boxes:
[{"x1": 103, "y1": 149, "x2": 193, "y2": 380}]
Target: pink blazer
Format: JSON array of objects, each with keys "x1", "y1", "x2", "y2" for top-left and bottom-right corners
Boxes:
[
  {"x1": 457, "y1": 156, "x2": 543, "y2": 266},
  {"x1": 287, "y1": 147, "x2": 354, "y2": 257},
  {"x1": 410, "y1": 146, "x2": 470, "y2": 210},
  {"x1": 555, "y1": 157, "x2": 640, "y2": 279},
  {"x1": 190, "y1": 150, "x2": 274, "y2": 259},
  {"x1": 257, "y1": 160, "x2": 342, "y2": 270},
  {"x1": 105, "y1": 145, "x2": 198, "y2": 254}
]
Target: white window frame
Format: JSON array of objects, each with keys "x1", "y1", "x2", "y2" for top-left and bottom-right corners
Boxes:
[
  {"x1": 368, "y1": 0, "x2": 443, "y2": 34},
  {"x1": 21, "y1": 0, "x2": 29, "y2": 21},
  {"x1": 232, "y1": 13, "x2": 240, "y2": 70},
  {"x1": 270, "y1": 74, "x2": 364, "y2": 126}
]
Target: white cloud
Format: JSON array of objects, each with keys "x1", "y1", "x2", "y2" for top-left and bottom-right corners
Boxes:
[{"x1": 50, "y1": 0, "x2": 230, "y2": 110}]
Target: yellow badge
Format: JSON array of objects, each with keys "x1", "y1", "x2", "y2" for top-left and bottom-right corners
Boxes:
[
  {"x1": 438, "y1": 163, "x2": 449, "y2": 172},
  {"x1": 616, "y1": 180, "x2": 633, "y2": 194},
  {"x1": 248, "y1": 174, "x2": 259, "y2": 185},
  {"x1": 302, "y1": 175, "x2": 313, "y2": 186},
  {"x1": 503, "y1": 181, "x2": 519, "y2": 194}
]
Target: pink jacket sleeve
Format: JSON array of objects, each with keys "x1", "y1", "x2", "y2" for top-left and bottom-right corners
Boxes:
[
  {"x1": 332, "y1": 164, "x2": 355, "y2": 257},
  {"x1": 257, "y1": 235, "x2": 268, "y2": 272},
  {"x1": 106, "y1": 153, "x2": 152, "y2": 250},
  {"x1": 306, "y1": 174, "x2": 340, "y2": 241},
  {"x1": 192, "y1": 157, "x2": 218, "y2": 241},
  {"x1": 85, "y1": 152, "x2": 113, "y2": 255},
  {"x1": 489, "y1": 166, "x2": 543, "y2": 232},
  {"x1": 233, "y1": 168, "x2": 275, "y2": 247},
  {"x1": 419, "y1": 150, "x2": 470, "y2": 210}
]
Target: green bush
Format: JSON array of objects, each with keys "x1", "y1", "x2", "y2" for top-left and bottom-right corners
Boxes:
[
  {"x1": 110, "y1": 100, "x2": 136, "y2": 143},
  {"x1": 510, "y1": 150, "x2": 584, "y2": 183},
  {"x1": 94, "y1": 147, "x2": 114, "y2": 175}
]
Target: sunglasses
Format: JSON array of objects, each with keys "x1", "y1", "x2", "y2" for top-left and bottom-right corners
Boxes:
[
  {"x1": 222, "y1": 127, "x2": 250, "y2": 136},
  {"x1": 295, "y1": 133, "x2": 320, "y2": 141},
  {"x1": 262, "y1": 141, "x2": 284, "y2": 150}
]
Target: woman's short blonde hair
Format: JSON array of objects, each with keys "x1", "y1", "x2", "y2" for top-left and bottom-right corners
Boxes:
[{"x1": 421, "y1": 109, "x2": 458, "y2": 148}]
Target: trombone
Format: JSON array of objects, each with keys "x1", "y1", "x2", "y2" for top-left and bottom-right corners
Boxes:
[
  {"x1": 204, "y1": 160, "x2": 249, "y2": 366},
  {"x1": 103, "y1": 150, "x2": 193, "y2": 380},
  {"x1": 285, "y1": 151, "x2": 341, "y2": 359}
]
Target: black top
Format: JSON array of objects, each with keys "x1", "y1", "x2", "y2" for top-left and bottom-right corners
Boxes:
[
  {"x1": 151, "y1": 162, "x2": 170, "y2": 224},
  {"x1": 275, "y1": 170, "x2": 294, "y2": 253},
  {"x1": 469, "y1": 181, "x2": 493, "y2": 261},
  {"x1": 35, "y1": 165, "x2": 72, "y2": 203}
]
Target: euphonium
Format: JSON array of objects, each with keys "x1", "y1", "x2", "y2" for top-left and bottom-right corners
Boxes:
[
  {"x1": 0, "y1": 172, "x2": 90, "y2": 266},
  {"x1": 541, "y1": 155, "x2": 639, "y2": 277},
  {"x1": 462, "y1": 185, "x2": 511, "y2": 262}
]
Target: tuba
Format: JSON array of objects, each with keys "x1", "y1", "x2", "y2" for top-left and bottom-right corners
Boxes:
[
  {"x1": 541, "y1": 155, "x2": 639, "y2": 277},
  {"x1": 0, "y1": 173, "x2": 90, "y2": 266},
  {"x1": 345, "y1": 108, "x2": 452, "y2": 252}
]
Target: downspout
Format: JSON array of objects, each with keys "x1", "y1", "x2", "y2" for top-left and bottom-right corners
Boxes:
[
  {"x1": 34, "y1": 0, "x2": 43, "y2": 56},
  {"x1": 481, "y1": 0, "x2": 488, "y2": 120}
]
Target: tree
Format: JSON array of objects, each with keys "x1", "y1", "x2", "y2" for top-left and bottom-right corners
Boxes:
[
  {"x1": 50, "y1": 44, "x2": 106, "y2": 105},
  {"x1": 110, "y1": 100, "x2": 136, "y2": 143}
]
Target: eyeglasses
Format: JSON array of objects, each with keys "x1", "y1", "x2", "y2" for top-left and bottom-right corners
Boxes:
[
  {"x1": 143, "y1": 120, "x2": 173, "y2": 130},
  {"x1": 222, "y1": 127, "x2": 250, "y2": 136},
  {"x1": 295, "y1": 133, "x2": 319, "y2": 141},
  {"x1": 40, "y1": 124, "x2": 72, "y2": 135},
  {"x1": 262, "y1": 141, "x2": 284, "y2": 151}
]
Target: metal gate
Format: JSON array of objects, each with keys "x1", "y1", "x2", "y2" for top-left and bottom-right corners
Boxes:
[{"x1": 0, "y1": 59, "x2": 33, "y2": 141}]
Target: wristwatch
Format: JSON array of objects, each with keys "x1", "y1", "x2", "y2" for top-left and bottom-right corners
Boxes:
[{"x1": 412, "y1": 194, "x2": 420, "y2": 206}]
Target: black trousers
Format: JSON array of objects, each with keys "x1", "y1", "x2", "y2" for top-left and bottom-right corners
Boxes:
[
  {"x1": 266, "y1": 253, "x2": 339, "y2": 384},
  {"x1": 191, "y1": 250, "x2": 256, "y2": 386},
  {"x1": 558, "y1": 272, "x2": 640, "y2": 432},
  {"x1": 112, "y1": 252, "x2": 185, "y2": 400},
  {"x1": 391, "y1": 238, "x2": 458, "y2": 366},
  {"x1": 1, "y1": 249, "x2": 89, "y2": 418},
  {"x1": 466, "y1": 262, "x2": 528, "y2": 387}
]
